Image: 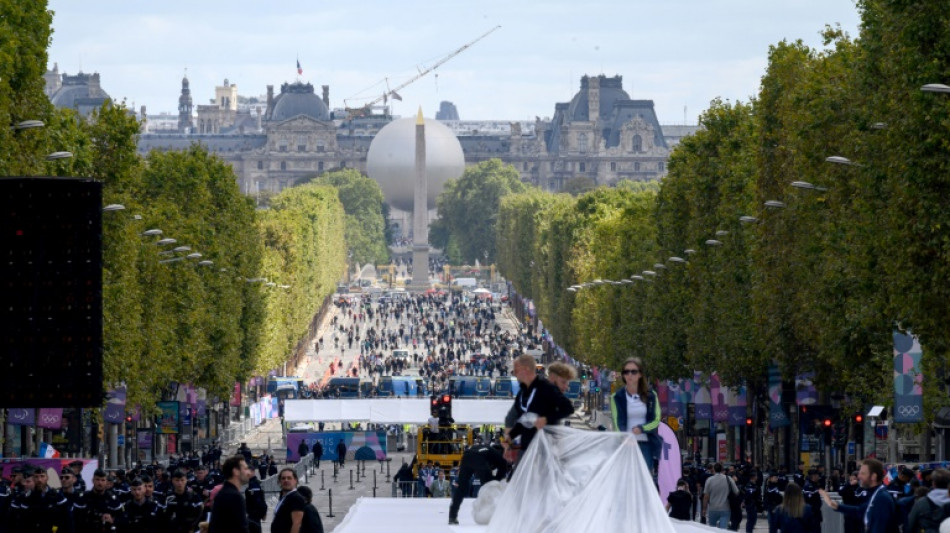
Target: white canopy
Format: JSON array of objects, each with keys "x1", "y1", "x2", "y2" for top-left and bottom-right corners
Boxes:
[{"x1": 283, "y1": 398, "x2": 513, "y2": 424}]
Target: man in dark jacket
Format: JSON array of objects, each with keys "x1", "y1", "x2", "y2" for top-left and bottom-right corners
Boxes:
[
  {"x1": 505, "y1": 354, "x2": 574, "y2": 453},
  {"x1": 209, "y1": 455, "x2": 251, "y2": 533},
  {"x1": 821, "y1": 458, "x2": 897, "y2": 533},
  {"x1": 297, "y1": 440, "x2": 310, "y2": 464},
  {"x1": 163, "y1": 469, "x2": 203, "y2": 533},
  {"x1": 245, "y1": 473, "x2": 268, "y2": 533},
  {"x1": 448, "y1": 443, "x2": 508, "y2": 525},
  {"x1": 336, "y1": 440, "x2": 348, "y2": 468},
  {"x1": 312, "y1": 441, "x2": 324, "y2": 469}
]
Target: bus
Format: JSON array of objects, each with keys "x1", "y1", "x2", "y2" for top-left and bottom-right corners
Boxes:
[
  {"x1": 448, "y1": 376, "x2": 492, "y2": 398},
  {"x1": 323, "y1": 377, "x2": 361, "y2": 398},
  {"x1": 266, "y1": 377, "x2": 306, "y2": 400},
  {"x1": 493, "y1": 376, "x2": 520, "y2": 398},
  {"x1": 377, "y1": 376, "x2": 426, "y2": 397}
]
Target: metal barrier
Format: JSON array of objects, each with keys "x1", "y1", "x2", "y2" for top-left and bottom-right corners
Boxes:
[{"x1": 821, "y1": 493, "x2": 844, "y2": 533}]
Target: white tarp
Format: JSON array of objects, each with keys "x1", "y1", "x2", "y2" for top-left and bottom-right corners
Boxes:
[
  {"x1": 484, "y1": 425, "x2": 718, "y2": 533},
  {"x1": 284, "y1": 399, "x2": 513, "y2": 424}
]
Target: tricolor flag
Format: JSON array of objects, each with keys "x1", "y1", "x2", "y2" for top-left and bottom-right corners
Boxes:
[
  {"x1": 297, "y1": 59, "x2": 302, "y2": 76},
  {"x1": 39, "y1": 442, "x2": 60, "y2": 458}
]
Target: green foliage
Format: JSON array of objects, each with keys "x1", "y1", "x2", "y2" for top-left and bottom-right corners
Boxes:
[
  {"x1": 435, "y1": 158, "x2": 531, "y2": 263},
  {"x1": 300, "y1": 168, "x2": 389, "y2": 265}
]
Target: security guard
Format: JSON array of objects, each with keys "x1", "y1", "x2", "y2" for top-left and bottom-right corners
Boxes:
[
  {"x1": 447, "y1": 443, "x2": 508, "y2": 525},
  {"x1": 116, "y1": 478, "x2": 163, "y2": 532},
  {"x1": 162, "y1": 469, "x2": 203, "y2": 533},
  {"x1": 74, "y1": 469, "x2": 124, "y2": 533},
  {"x1": 245, "y1": 472, "x2": 268, "y2": 533}
]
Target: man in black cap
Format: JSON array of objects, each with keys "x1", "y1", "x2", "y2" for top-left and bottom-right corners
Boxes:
[
  {"x1": 803, "y1": 469, "x2": 824, "y2": 528},
  {"x1": 116, "y1": 478, "x2": 162, "y2": 532},
  {"x1": 74, "y1": 468, "x2": 124, "y2": 533},
  {"x1": 59, "y1": 466, "x2": 84, "y2": 508},
  {"x1": 188, "y1": 464, "x2": 215, "y2": 511},
  {"x1": 163, "y1": 469, "x2": 203, "y2": 533},
  {"x1": 447, "y1": 443, "x2": 508, "y2": 525}
]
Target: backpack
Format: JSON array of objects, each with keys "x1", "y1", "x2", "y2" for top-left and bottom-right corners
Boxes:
[{"x1": 917, "y1": 498, "x2": 950, "y2": 533}]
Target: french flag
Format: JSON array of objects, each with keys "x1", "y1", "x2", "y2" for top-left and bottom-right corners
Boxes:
[
  {"x1": 39, "y1": 442, "x2": 60, "y2": 458},
  {"x1": 297, "y1": 59, "x2": 302, "y2": 76}
]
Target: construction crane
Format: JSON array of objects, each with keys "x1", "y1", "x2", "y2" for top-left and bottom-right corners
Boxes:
[{"x1": 343, "y1": 25, "x2": 501, "y2": 120}]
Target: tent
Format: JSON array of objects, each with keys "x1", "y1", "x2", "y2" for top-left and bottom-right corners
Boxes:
[{"x1": 283, "y1": 398, "x2": 513, "y2": 425}]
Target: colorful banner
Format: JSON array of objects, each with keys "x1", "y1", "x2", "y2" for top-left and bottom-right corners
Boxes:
[
  {"x1": 230, "y1": 382, "x2": 242, "y2": 407},
  {"x1": 795, "y1": 373, "x2": 817, "y2": 406},
  {"x1": 729, "y1": 386, "x2": 747, "y2": 427},
  {"x1": 893, "y1": 331, "x2": 923, "y2": 423},
  {"x1": 694, "y1": 384, "x2": 712, "y2": 421},
  {"x1": 37, "y1": 408, "x2": 63, "y2": 429},
  {"x1": 7, "y1": 409, "x2": 35, "y2": 426},
  {"x1": 657, "y1": 422, "x2": 682, "y2": 506},
  {"x1": 711, "y1": 374, "x2": 728, "y2": 423},
  {"x1": 667, "y1": 381, "x2": 684, "y2": 418},
  {"x1": 136, "y1": 430, "x2": 153, "y2": 463},
  {"x1": 768, "y1": 364, "x2": 790, "y2": 429},
  {"x1": 156, "y1": 401, "x2": 179, "y2": 434},
  {"x1": 103, "y1": 387, "x2": 127, "y2": 424},
  {"x1": 286, "y1": 431, "x2": 388, "y2": 462},
  {"x1": 656, "y1": 381, "x2": 670, "y2": 417},
  {"x1": 196, "y1": 400, "x2": 207, "y2": 418}
]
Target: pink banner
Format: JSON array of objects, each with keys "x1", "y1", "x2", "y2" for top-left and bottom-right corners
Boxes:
[
  {"x1": 230, "y1": 382, "x2": 242, "y2": 407},
  {"x1": 657, "y1": 422, "x2": 682, "y2": 505},
  {"x1": 37, "y1": 408, "x2": 63, "y2": 429}
]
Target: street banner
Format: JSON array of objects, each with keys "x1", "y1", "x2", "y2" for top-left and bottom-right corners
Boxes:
[
  {"x1": 796, "y1": 373, "x2": 817, "y2": 406},
  {"x1": 768, "y1": 363, "x2": 790, "y2": 429},
  {"x1": 694, "y1": 384, "x2": 712, "y2": 421},
  {"x1": 37, "y1": 408, "x2": 63, "y2": 429},
  {"x1": 729, "y1": 385, "x2": 747, "y2": 427},
  {"x1": 7, "y1": 408, "x2": 35, "y2": 426},
  {"x1": 893, "y1": 331, "x2": 923, "y2": 423},
  {"x1": 230, "y1": 382, "x2": 242, "y2": 407},
  {"x1": 712, "y1": 374, "x2": 729, "y2": 423},
  {"x1": 656, "y1": 381, "x2": 669, "y2": 417},
  {"x1": 286, "y1": 431, "x2": 388, "y2": 462},
  {"x1": 196, "y1": 400, "x2": 206, "y2": 418},
  {"x1": 657, "y1": 422, "x2": 682, "y2": 506},
  {"x1": 179, "y1": 402, "x2": 192, "y2": 427},
  {"x1": 667, "y1": 381, "x2": 684, "y2": 417},
  {"x1": 103, "y1": 387, "x2": 126, "y2": 424},
  {"x1": 155, "y1": 401, "x2": 179, "y2": 434},
  {"x1": 136, "y1": 430, "x2": 153, "y2": 463}
]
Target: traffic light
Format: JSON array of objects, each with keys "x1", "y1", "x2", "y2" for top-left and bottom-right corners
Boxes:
[
  {"x1": 430, "y1": 395, "x2": 440, "y2": 417},
  {"x1": 746, "y1": 417, "x2": 754, "y2": 427},
  {"x1": 430, "y1": 394, "x2": 452, "y2": 418},
  {"x1": 822, "y1": 418, "x2": 833, "y2": 445},
  {"x1": 854, "y1": 414, "x2": 863, "y2": 424}
]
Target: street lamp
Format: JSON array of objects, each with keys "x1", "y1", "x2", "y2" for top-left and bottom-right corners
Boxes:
[
  {"x1": 705, "y1": 239, "x2": 723, "y2": 246},
  {"x1": 103, "y1": 204, "x2": 126, "y2": 212},
  {"x1": 643, "y1": 270, "x2": 656, "y2": 277},
  {"x1": 921, "y1": 83, "x2": 950, "y2": 94},
  {"x1": 45, "y1": 151, "x2": 73, "y2": 161},
  {"x1": 668, "y1": 256, "x2": 686, "y2": 264},
  {"x1": 198, "y1": 260, "x2": 214, "y2": 266},
  {"x1": 715, "y1": 230, "x2": 729, "y2": 237},
  {"x1": 684, "y1": 249, "x2": 696, "y2": 255},
  {"x1": 631, "y1": 275, "x2": 645, "y2": 281},
  {"x1": 825, "y1": 155, "x2": 856, "y2": 166},
  {"x1": 12, "y1": 120, "x2": 44, "y2": 130},
  {"x1": 739, "y1": 216, "x2": 759, "y2": 224},
  {"x1": 764, "y1": 200, "x2": 786, "y2": 209},
  {"x1": 791, "y1": 181, "x2": 815, "y2": 190},
  {"x1": 156, "y1": 238, "x2": 177, "y2": 246},
  {"x1": 141, "y1": 229, "x2": 163, "y2": 237}
]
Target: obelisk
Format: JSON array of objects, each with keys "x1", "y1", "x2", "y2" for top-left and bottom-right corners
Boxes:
[{"x1": 411, "y1": 107, "x2": 429, "y2": 288}]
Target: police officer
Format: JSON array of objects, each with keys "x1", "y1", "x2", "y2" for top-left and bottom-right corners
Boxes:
[
  {"x1": 11, "y1": 466, "x2": 73, "y2": 533},
  {"x1": 245, "y1": 471, "x2": 268, "y2": 533},
  {"x1": 163, "y1": 469, "x2": 203, "y2": 533},
  {"x1": 802, "y1": 469, "x2": 824, "y2": 528},
  {"x1": 741, "y1": 471, "x2": 759, "y2": 533},
  {"x1": 764, "y1": 472, "x2": 784, "y2": 521},
  {"x1": 448, "y1": 443, "x2": 508, "y2": 525},
  {"x1": 59, "y1": 466, "x2": 84, "y2": 508},
  {"x1": 188, "y1": 464, "x2": 216, "y2": 512},
  {"x1": 70, "y1": 460, "x2": 88, "y2": 493},
  {"x1": 116, "y1": 478, "x2": 163, "y2": 533},
  {"x1": 74, "y1": 469, "x2": 124, "y2": 533},
  {"x1": 150, "y1": 465, "x2": 170, "y2": 503}
]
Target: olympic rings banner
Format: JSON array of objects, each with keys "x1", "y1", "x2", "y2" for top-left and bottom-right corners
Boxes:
[{"x1": 893, "y1": 331, "x2": 923, "y2": 423}]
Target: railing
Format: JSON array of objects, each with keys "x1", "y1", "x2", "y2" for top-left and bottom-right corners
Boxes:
[{"x1": 260, "y1": 453, "x2": 313, "y2": 507}]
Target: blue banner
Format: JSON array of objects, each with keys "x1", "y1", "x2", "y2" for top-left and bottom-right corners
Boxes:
[{"x1": 286, "y1": 431, "x2": 388, "y2": 462}]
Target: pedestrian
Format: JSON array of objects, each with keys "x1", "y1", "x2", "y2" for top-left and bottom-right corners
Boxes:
[
  {"x1": 295, "y1": 486, "x2": 325, "y2": 533},
  {"x1": 297, "y1": 440, "x2": 310, "y2": 464},
  {"x1": 270, "y1": 468, "x2": 307, "y2": 533},
  {"x1": 820, "y1": 458, "x2": 897, "y2": 533},
  {"x1": 610, "y1": 357, "x2": 662, "y2": 476},
  {"x1": 904, "y1": 468, "x2": 950, "y2": 533},
  {"x1": 667, "y1": 478, "x2": 694, "y2": 520},
  {"x1": 769, "y1": 483, "x2": 818, "y2": 533},
  {"x1": 431, "y1": 470, "x2": 451, "y2": 499},
  {"x1": 312, "y1": 440, "x2": 323, "y2": 469},
  {"x1": 208, "y1": 455, "x2": 251, "y2": 533},
  {"x1": 703, "y1": 463, "x2": 739, "y2": 529},
  {"x1": 336, "y1": 440, "x2": 347, "y2": 468}
]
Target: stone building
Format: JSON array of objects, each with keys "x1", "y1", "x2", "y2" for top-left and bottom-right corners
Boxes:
[
  {"x1": 133, "y1": 73, "x2": 696, "y2": 199},
  {"x1": 44, "y1": 67, "x2": 111, "y2": 117}
]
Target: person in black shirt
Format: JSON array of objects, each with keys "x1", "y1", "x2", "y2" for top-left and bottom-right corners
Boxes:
[
  {"x1": 164, "y1": 469, "x2": 203, "y2": 533},
  {"x1": 448, "y1": 443, "x2": 508, "y2": 525},
  {"x1": 312, "y1": 441, "x2": 324, "y2": 469},
  {"x1": 505, "y1": 354, "x2": 574, "y2": 454},
  {"x1": 838, "y1": 471, "x2": 868, "y2": 533},
  {"x1": 208, "y1": 455, "x2": 250, "y2": 533},
  {"x1": 297, "y1": 441, "x2": 310, "y2": 464},
  {"x1": 667, "y1": 478, "x2": 694, "y2": 520},
  {"x1": 74, "y1": 469, "x2": 124, "y2": 533},
  {"x1": 295, "y1": 486, "x2": 325, "y2": 533},
  {"x1": 742, "y1": 471, "x2": 760, "y2": 533},
  {"x1": 336, "y1": 440, "x2": 348, "y2": 468},
  {"x1": 271, "y1": 468, "x2": 307, "y2": 533},
  {"x1": 116, "y1": 478, "x2": 162, "y2": 533},
  {"x1": 245, "y1": 473, "x2": 268, "y2": 533}
]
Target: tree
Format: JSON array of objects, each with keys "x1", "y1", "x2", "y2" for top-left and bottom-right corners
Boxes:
[{"x1": 436, "y1": 158, "x2": 530, "y2": 263}]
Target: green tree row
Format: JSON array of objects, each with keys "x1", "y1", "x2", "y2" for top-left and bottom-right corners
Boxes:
[{"x1": 494, "y1": 2, "x2": 950, "y2": 422}]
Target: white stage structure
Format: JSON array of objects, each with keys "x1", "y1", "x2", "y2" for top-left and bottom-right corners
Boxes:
[{"x1": 284, "y1": 399, "x2": 513, "y2": 425}]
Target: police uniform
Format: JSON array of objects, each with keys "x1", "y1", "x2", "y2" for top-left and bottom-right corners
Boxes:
[
  {"x1": 74, "y1": 488, "x2": 124, "y2": 533},
  {"x1": 245, "y1": 476, "x2": 268, "y2": 533},
  {"x1": 163, "y1": 488, "x2": 204, "y2": 533},
  {"x1": 10, "y1": 486, "x2": 74, "y2": 533},
  {"x1": 117, "y1": 497, "x2": 163, "y2": 533}
]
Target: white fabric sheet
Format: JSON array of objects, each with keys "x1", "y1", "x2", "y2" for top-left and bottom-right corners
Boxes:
[{"x1": 284, "y1": 399, "x2": 513, "y2": 424}]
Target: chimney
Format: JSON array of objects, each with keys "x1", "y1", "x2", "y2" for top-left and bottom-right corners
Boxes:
[
  {"x1": 265, "y1": 85, "x2": 274, "y2": 120},
  {"x1": 588, "y1": 75, "x2": 600, "y2": 123},
  {"x1": 322, "y1": 85, "x2": 330, "y2": 108}
]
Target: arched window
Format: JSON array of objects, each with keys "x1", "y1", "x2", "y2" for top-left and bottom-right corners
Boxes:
[{"x1": 632, "y1": 135, "x2": 642, "y2": 152}]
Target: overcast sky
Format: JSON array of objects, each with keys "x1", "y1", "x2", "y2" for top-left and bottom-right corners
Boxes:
[{"x1": 46, "y1": 0, "x2": 861, "y2": 124}]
